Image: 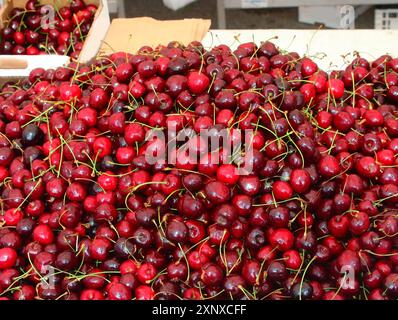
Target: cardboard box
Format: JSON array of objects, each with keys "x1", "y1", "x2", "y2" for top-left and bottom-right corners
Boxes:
[
  {"x1": 100, "y1": 17, "x2": 211, "y2": 56},
  {"x1": 0, "y1": 0, "x2": 110, "y2": 82}
]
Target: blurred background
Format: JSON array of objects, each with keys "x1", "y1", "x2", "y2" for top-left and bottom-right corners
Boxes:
[{"x1": 108, "y1": 0, "x2": 398, "y2": 29}]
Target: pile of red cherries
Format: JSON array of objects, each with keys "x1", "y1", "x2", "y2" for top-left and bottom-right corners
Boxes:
[{"x1": 0, "y1": 39, "x2": 397, "y2": 300}]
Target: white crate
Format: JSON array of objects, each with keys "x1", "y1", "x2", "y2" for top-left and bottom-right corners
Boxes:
[
  {"x1": 375, "y1": 9, "x2": 398, "y2": 29},
  {"x1": 0, "y1": 0, "x2": 110, "y2": 83},
  {"x1": 202, "y1": 29, "x2": 398, "y2": 71}
]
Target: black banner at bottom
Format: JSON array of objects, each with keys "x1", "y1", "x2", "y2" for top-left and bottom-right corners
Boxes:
[{"x1": 0, "y1": 300, "x2": 390, "y2": 319}]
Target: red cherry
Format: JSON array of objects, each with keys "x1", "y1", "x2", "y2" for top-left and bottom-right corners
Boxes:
[
  {"x1": 128, "y1": 80, "x2": 146, "y2": 98},
  {"x1": 356, "y1": 156, "x2": 380, "y2": 178},
  {"x1": 115, "y1": 63, "x2": 134, "y2": 83},
  {"x1": 3, "y1": 208, "x2": 23, "y2": 226},
  {"x1": 120, "y1": 260, "x2": 138, "y2": 275},
  {"x1": 57, "y1": 31, "x2": 70, "y2": 46},
  {"x1": 316, "y1": 111, "x2": 333, "y2": 129},
  {"x1": 328, "y1": 78, "x2": 345, "y2": 99},
  {"x1": 107, "y1": 283, "x2": 132, "y2": 300},
  {"x1": 216, "y1": 109, "x2": 234, "y2": 126},
  {"x1": 77, "y1": 107, "x2": 97, "y2": 127},
  {"x1": 124, "y1": 123, "x2": 145, "y2": 145},
  {"x1": 80, "y1": 289, "x2": 104, "y2": 300},
  {"x1": 318, "y1": 155, "x2": 340, "y2": 178},
  {"x1": 349, "y1": 211, "x2": 370, "y2": 236},
  {"x1": 33, "y1": 224, "x2": 54, "y2": 245},
  {"x1": 135, "y1": 285, "x2": 154, "y2": 300},
  {"x1": 97, "y1": 171, "x2": 118, "y2": 191},
  {"x1": 283, "y1": 249, "x2": 302, "y2": 269},
  {"x1": 66, "y1": 182, "x2": 87, "y2": 202},
  {"x1": 137, "y1": 263, "x2": 157, "y2": 284},
  {"x1": 328, "y1": 215, "x2": 349, "y2": 238},
  {"x1": 300, "y1": 83, "x2": 316, "y2": 103},
  {"x1": 309, "y1": 73, "x2": 327, "y2": 93},
  {"x1": 26, "y1": 46, "x2": 40, "y2": 55},
  {"x1": 301, "y1": 58, "x2": 318, "y2": 77},
  {"x1": 59, "y1": 83, "x2": 82, "y2": 101},
  {"x1": 216, "y1": 164, "x2": 239, "y2": 185},
  {"x1": 13, "y1": 31, "x2": 25, "y2": 45},
  {"x1": 269, "y1": 228, "x2": 294, "y2": 251},
  {"x1": 187, "y1": 71, "x2": 210, "y2": 95},
  {"x1": 90, "y1": 237, "x2": 111, "y2": 261},
  {"x1": 89, "y1": 88, "x2": 109, "y2": 109},
  {"x1": 273, "y1": 181, "x2": 293, "y2": 201},
  {"x1": 59, "y1": 6, "x2": 72, "y2": 19},
  {"x1": 0, "y1": 248, "x2": 17, "y2": 269},
  {"x1": 376, "y1": 149, "x2": 395, "y2": 166},
  {"x1": 290, "y1": 169, "x2": 311, "y2": 194},
  {"x1": 93, "y1": 137, "x2": 112, "y2": 158},
  {"x1": 333, "y1": 111, "x2": 354, "y2": 132}
]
